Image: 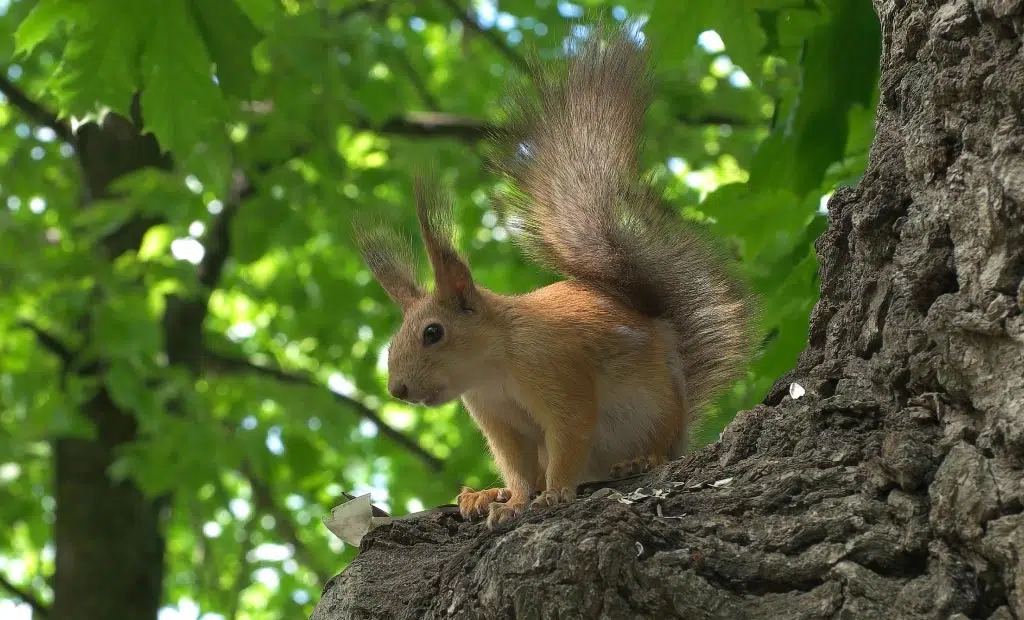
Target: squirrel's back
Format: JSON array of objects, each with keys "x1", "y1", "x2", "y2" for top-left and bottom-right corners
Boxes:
[{"x1": 487, "y1": 23, "x2": 759, "y2": 416}]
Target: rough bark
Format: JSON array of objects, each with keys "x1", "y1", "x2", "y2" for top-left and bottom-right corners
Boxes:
[{"x1": 311, "y1": 0, "x2": 1024, "y2": 618}]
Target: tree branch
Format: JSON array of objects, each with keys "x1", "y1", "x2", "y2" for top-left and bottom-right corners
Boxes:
[
  {"x1": 203, "y1": 350, "x2": 444, "y2": 472},
  {"x1": 0, "y1": 573, "x2": 49, "y2": 618},
  {"x1": 0, "y1": 73, "x2": 73, "y2": 144},
  {"x1": 197, "y1": 170, "x2": 248, "y2": 291},
  {"x1": 440, "y1": 0, "x2": 530, "y2": 74},
  {"x1": 357, "y1": 112, "x2": 492, "y2": 142},
  {"x1": 246, "y1": 98, "x2": 754, "y2": 147},
  {"x1": 227, "y1": 513, "x2": 254, "y2": 620},
  {"x1": 362, "y1": 111, "x2": 754, "y2": 139},
  {"x1": 392, "y1": 48, "x2": 441, "y2": 112},
  {"x1": 198, "y1": 473, "x2": 255, "y2": 620},
  {"x1": 337, "y1": 0, "x2": 388, "y2": 22},
  {"x1": 18, "y1": 320, "x2": 74, "y2": 366},
  {"x1": 678, "y1": 112, "x2": 760, "y2": 128}
]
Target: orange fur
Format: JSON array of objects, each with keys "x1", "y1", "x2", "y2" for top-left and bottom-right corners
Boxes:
[
  {"x1": 353, "y1": 24, "x2": 757, "y2": 529},
  {"x1": 457, "y1": 486, "x2": 509, "y2": 519}
]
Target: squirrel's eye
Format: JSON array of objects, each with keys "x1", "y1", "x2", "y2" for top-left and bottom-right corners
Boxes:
[{"x1": 422, "y1": 323, "x2": 444, "y2": 346}]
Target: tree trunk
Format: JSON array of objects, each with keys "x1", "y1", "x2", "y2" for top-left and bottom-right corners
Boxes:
[
  {"x1": 53, "y1": 393, "x2": 167, "y2": 620},
  {"x1": 52, "y1": 111, "x2": 176, "y2": 620},
  {"x1": 311, "y1": 0, "x2": 1024, "y2": 618}
]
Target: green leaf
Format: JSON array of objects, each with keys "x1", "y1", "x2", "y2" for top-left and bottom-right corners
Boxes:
[
  {"x1": 230, "y1": 201, "x2": 281, "y2": 265},
  {"x1": 109, "y1": 168, "x2": 207, "y2": 224},
  {"x1": 14, "y1": 0, "x2": 83, "y2": 56},
  {"x1": 71, "y1": 199, "x2": 139, "y2": 242},
  {"x1": 139, "y1": 225, "x2": 175, "y2": 261},
  {"x1": 283, "y1": 433, "x2": 321, "y2": 482},
  {"x1": 233, "y1": 0, "x2": 280, "y2": 30},
  {"x1": 750, "y1": 0, "x2": 880, "y2": 196},
  {"x1": 139, "y1": 0, "x2": 228, "y2": 157},
  {"x1": 48, "y1": 3, "x2": 146, "y2": 117},
  {"x1": 105, "y1": 360, "x2": 161, "y2": 419},
  {"x1": 649, "y1": 0, "x2": 798, "y2": 83},
  {"x1": 701, "y1": 184, "x2": 806, "y2": 260},
  {"x1": 187, "y1": 0, "x2": 262, "y2": 99},
  {"x1": 91, "y1": 290, "x2": 163, "y2": 361}
]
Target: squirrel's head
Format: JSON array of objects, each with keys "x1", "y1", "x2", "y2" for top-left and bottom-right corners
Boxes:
[{"x1": 354, "y1": 176, "x2": 498, "y2": 407}]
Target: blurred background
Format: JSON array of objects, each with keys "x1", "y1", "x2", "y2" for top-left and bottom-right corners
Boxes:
[{"x1": 0, "y1": 0, "x2": 880, "y2": 618}]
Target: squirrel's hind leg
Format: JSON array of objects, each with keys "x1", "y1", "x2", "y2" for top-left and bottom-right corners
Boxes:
[
  {"x1": 609, "y1": 454, "x2": 669, "y2": 478},
  {"x1": 608, "y1": 363, "x2": 689, "y2": 479}
]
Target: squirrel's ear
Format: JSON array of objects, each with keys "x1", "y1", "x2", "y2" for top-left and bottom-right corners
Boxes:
[
  {"x1": 413, "y1": 176, "x2": 476, "y2": 309},
  {"x1": 353, "y1": 223, "x2": 423, "y2": 310}
]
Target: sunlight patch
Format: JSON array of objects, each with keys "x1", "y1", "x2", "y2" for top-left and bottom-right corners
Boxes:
[
  {"x1": 358, "y1": 419, "x2": 379, "y2": 438},
  {"x1": 328, "y1": 373, "x2": 355, "y2": 396},
  {"x1": 170, "y1": 237, "x2": 205, "y2": 264},
  {"x1": 698, "y1": 30, "x2": 725, "y2": 53},
  {"x1": 729, "y1": 69, "x2": 752, "y2": 88},
  {"x1": 229, "y1": 498, "x2": 251, "y2": 519}
]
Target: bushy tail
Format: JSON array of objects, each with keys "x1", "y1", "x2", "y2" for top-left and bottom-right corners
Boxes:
[{"x1": 487, "y1": 23, "x2": 759, "y2": 414}]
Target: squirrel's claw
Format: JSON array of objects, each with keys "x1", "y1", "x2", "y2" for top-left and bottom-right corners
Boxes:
[
  {"x1": 486, "y1": 500, "x2": 525, "y2": 528},
  {"x1": 528, "y1": 487, "x2": 575, "y2": 510},
  {"x1": 458, "y1": 486, "x2": 511, "y2": 519}
]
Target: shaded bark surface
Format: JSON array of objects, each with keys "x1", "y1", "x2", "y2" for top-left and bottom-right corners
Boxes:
[{"x1": 312, "y1": 0, "x2": 1024, "y2": 618}]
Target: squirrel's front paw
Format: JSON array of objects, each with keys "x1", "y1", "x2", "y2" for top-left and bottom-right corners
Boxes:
[
  {"x1": 486, "y1": 500, "x2": 526, "y2": 528},
  {"x1": 529, "y1": 487, "x2": 575, "y2": 509},
  {"x1": 610, "y1": 454, "x2": 667, "y2": 478},
  {"x1": 458, "y1": 486, "x2": 511, "y2": 519}
]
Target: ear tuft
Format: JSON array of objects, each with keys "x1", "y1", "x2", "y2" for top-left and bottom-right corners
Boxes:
[
  {"x1": 413, "y1": 174, "x2": 477, "y2": 308},
  {"x1": 352, "y1": 219, "x2": 423, "y2": 310}
]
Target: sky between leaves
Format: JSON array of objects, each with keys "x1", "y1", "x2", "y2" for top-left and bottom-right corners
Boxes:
[{"x1": 0, "y1": 0, "x2": 880, "y2": 618}]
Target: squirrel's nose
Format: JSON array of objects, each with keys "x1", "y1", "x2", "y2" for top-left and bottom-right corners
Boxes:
[{"x1": 389, "y1": 382, "x2": 409, "y2": 400}]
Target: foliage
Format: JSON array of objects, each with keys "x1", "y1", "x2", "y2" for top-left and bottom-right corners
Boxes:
[{"x1": 0, "y1": 0, "x2": 879, "y2": 618}]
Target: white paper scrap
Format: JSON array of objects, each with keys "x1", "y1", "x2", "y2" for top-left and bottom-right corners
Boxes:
[
  {"x1": 322, "y1": 493, "x2": 392, "y2": 547},
  {"x1": 789, "y1": 382, "x2": 806, "y2": 400}
]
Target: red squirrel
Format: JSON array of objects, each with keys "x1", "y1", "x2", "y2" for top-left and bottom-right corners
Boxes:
[{"x1": 355, "y1": 24, "x2": 758, "y2": 528}]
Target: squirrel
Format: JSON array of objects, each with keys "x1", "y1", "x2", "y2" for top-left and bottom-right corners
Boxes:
[{"x1": 354, "y1": 23, "x2": 758, "y2": 528}]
